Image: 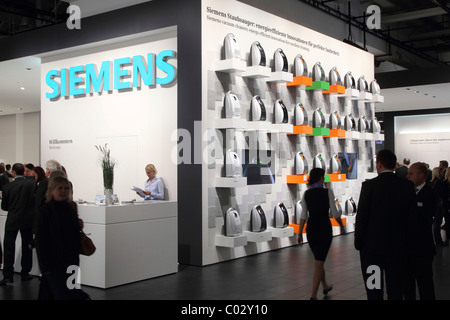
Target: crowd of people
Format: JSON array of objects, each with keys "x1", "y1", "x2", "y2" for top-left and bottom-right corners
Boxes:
[
  {"x1": 299, "y1": 150, "x2": 448, "y2": 300},
  {"x1": 0, "y1": 160, "x2": 89, "y2": 300},
  {"x1": 0, "y1": 152, "x2": 449, "y2": 300}
]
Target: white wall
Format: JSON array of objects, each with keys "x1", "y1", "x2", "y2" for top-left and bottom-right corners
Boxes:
[
  {"x1": 0, "y1": 112, "x2": 40, "y2": 166},
  {"x1": 395, "y1": 113, "x2": 450, "y2": 168},
  {"x1": 202, "y1": 0, "x2": 375, "y2": 265},
  {"x1": 40, "y1": 28, "x2": 177, "y2": 202}
]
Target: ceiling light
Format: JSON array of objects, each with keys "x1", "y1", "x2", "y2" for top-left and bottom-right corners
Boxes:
[{"x1": 20, "y1": 87, "x2": 25, "y2": 90}]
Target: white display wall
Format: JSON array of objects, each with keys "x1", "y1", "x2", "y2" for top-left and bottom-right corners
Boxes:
[
  {"x1": 201, "y1": 0, "x2": 383, "y2": 265},
  {"x1": 40, "y1": 27, "x2": 178, "y2": 203},
  {"x1": 0, "y1": 112, "x2": 40, "y2": 166},
  {"x1": 395, "y1": 113, "x2": 450, "y2": 168}
]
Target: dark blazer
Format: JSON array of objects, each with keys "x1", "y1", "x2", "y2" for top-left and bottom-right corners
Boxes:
[
  {"x1": 395, "y1": 165, "x2": 408, "y2": 179},
  {"x1": 355, "y1": 171, "x2": 417, "y2": 256},
  {"x1": 35, "y1": 200, "x2": 81, "y2": 274},
  {"x1": 413, "y1": 183, "x2": 438, "y2": 257},
  {"x1": 1, "y1": 176, "x2": 36, "y2": 231},
  {"x1": 0, "y1": 173, "x2": 10, "y2": 192}
]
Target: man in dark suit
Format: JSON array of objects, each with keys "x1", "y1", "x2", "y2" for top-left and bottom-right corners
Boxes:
[
  {"x1": 0, "y1": 163, "x2": 36, "y2": 285},
  {"x1": 355, "y1": 149, "x2": 417, "y2": 300},
  {"x1": 0, "y1": 164, "x2": 10, "y2": 192},
  {"x1": 404, "y1": 162, "x2": 438, "y2": 300},
  {"x1": 395, "y1": 157, "x2": 410, "y2": 179}
]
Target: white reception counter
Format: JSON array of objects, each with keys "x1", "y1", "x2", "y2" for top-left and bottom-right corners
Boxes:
[{"x1": 0, "y1": 200, "x2": 178, "y2": 289}]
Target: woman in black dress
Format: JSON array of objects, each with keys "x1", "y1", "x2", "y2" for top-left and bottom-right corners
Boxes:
[{"x1": 298, "y1": 168, "x2": 345, "y2": 300}]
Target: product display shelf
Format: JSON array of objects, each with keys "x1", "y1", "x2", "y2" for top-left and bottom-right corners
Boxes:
[
  {"x1": 305, "y1": 80, "x2": 330, "y2": 91},
  {"x1": 371, "y1": 94, "x2": 384, "y2": 103},
  {"x1": 324, "y1": 128, "x2": 346, "y2": 138},
  {"x1": 291, "y1": 218, "x2": 347, "y2": 234},
  {"x1": 267, "y1": 71, "x2": 294, "y2": 83},
  {"x1": 286, "y1": 174, "x2": 309, "y2": 184},
  {"x1": 287, "y1": 125, "x2": 313, "y2": 135},
  {"x1": 214, "y1": 58, "x2": 247, "y2": 73},
  {"x1": 306, "y1": 127, "x2": 330, "y2": 137},
  {"x1": 246, "y1": 120, "x2": 273, "y2": 131},
  {"x1": 286, "y1": 76, "x2": 313, "y2": 88},
  {"x1": 215, "y1": 234, "x2": 248, "y2": 248},
  {"x1": 323, "y1": 84, "x2": 345, "y2": 94},
  {"x1": 337, "y1": 88, "x2": 359, "y2": 99},
  {"x1": 268, "y1": 226, "x2": 294, "y2": 238},
  {"x1": 373, "y1": 133, "x2": 385, "y2": 141},
  {"x1": 289, "y1": 223, "x2": 305, "y2": 234},
  {"x1": 344, "y1": 131, "x2": 361, "y2": 140},
  {"x1": 271, "y1": 123, "x2": 294, "y2": 133},
  {"x1": 359, "y1": 132, "x2": 374, "y2": 141},
  {"x1": 241, "y1": 65, "x2": 272, "y2": 79},
  {"x1": 325, "y1": 173, "x2": 346, "y2": 182},
  {"x1": 357, "y1": 91, "x2": 372, "y2": 101},
  {"x1": 213, "y1": 117, "x2": 248, "y2": 129},
  {"x1": 243, "y1": 230, "x2": 273, "y2": 242}
]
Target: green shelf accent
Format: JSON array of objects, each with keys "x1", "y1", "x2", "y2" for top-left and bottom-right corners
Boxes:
[
  {"x1": 305, "y1": 81, "x2": 330, "y2": 91},
  {"x1": 324, "y1": 174, "x2": 330, "y2": 183},
  {"x1": 306, "y1": 127, "x2": 330, "y2": 136}
]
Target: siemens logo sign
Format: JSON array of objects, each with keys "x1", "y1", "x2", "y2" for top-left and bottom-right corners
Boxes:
[{"x1": 45, "y1": 50, "x2": 176, "y2": 99}]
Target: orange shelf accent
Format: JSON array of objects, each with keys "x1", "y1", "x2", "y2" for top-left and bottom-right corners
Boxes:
[
  {"x1": 330, "y1": 217, "x2": 347, "y2": 227},
  {"x1": 323, "y1": 84, "x2": 345, "y2": 94},
  {"x1": 287, "y1": 174, "x2": 309, "y2": 184},
  {"x1": 289, "y1": 223, "x2": 306, "y2": 234},
  {"x1": 324, "y1": 129, "x2": 346, "y2": 138},
  {"x1": 328, "y1": 173, "x2": 346, "y2": 182},
  {"x1": 287, "y1": 125, "x2": 313, "y2": 135},
  {"x1": 286, "y1": 76, "x2": 313, "y2": 87},
  {"x1": 290, "y1": 218, "x2": 346, "y2": 234}
]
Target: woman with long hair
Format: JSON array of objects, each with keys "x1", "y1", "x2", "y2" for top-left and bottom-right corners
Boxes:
[
  {"x1": 298, "y1": 168, "x2": 345, "y2": 300},
  {"x1": 35, "y1": 175, "x2": 89, "y2": 299}
]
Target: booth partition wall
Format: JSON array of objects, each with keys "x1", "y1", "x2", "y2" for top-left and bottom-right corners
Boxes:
[{"x1": 0, "y1": 0, "x2": 384, "y2": 270}]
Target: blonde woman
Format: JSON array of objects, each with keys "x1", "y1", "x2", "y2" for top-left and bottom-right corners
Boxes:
[
  {"x1": 35, "y1": 175, "x2": 89, "y2": 299},
  {"x1": 139, "y1": 164, "x2": 165, "y2": 200}
]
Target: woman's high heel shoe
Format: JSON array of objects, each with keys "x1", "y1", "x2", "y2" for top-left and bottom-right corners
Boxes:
[{"x1": 323, "y1": 286, "x2": 333, "y2": 295}]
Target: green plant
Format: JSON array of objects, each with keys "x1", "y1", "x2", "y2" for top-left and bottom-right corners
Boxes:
[{"x1": 95, "y1": 143, "x2": 116, "y2": 190}]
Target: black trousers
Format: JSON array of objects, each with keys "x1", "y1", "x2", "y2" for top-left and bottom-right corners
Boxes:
[
  {"x1": 3, "y1": 227, "x2": 33, "y2": 279},
  {"x1": 404, "y1": 255, "x2": 435, "y2": 300},
  {"x1": 359, "y1": 249, "x2": 406, "y2": 300}
]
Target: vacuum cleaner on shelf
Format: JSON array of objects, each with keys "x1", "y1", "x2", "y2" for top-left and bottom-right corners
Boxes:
[
  {"x1": 274, "y1": 202, "x2": 289, "y2": 228},
  {"x1": 225, "y1": 149, "x2": 242, "y2": 177},
  {"x1": 293, "y1": 54, "x2": 308, "y2": 77},
  {"x1": 250, "y1": 41, "x2": 266, "y2": 66},
  {"x1": 294, "y1": 103, "x2": 308, "y2": 126},
  {"x1": 224, "y1": 91, "x2": 241, "y2": 119},
  {"x1": 273, "y1": 48, "x2": 288, "y2": 72},
  {"x1": 224, "y1": 207, "x2": 242, "y2": 237},
  {"x1": 223, "y1": 33, "x2": 241, "y2": 60},
  {"x1": 251, "y1": 95, "x2": 266, "y2": 121},
  {"x1": 251, "y1": 205, "x2": 267, "y2": 232}
]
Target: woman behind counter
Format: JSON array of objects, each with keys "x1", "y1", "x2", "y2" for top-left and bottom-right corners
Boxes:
[{"x1": 139, "y1": 164, "x2": 165, "y2": 200}]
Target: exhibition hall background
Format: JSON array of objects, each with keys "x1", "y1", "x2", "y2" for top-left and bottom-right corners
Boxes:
[{"x1": 0, "y1": 0, "x2": 449, "y2": 267}]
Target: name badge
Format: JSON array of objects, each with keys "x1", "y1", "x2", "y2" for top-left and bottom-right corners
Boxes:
[{"x1": 417, "y1": 202, "x2": 423, "y2": 207}]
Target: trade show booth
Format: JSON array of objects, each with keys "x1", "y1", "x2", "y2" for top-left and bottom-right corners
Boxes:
[{"x1": 0, "y1": 0, "x2": 386, "y2": 286}]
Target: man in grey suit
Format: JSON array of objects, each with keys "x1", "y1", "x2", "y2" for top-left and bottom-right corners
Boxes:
[
  {"x1": 0, "y1": 163, "x2": 36, "y2": 285},
  {"x1": 355, "y1": 149, "x2": 417, "y2": 299}
]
